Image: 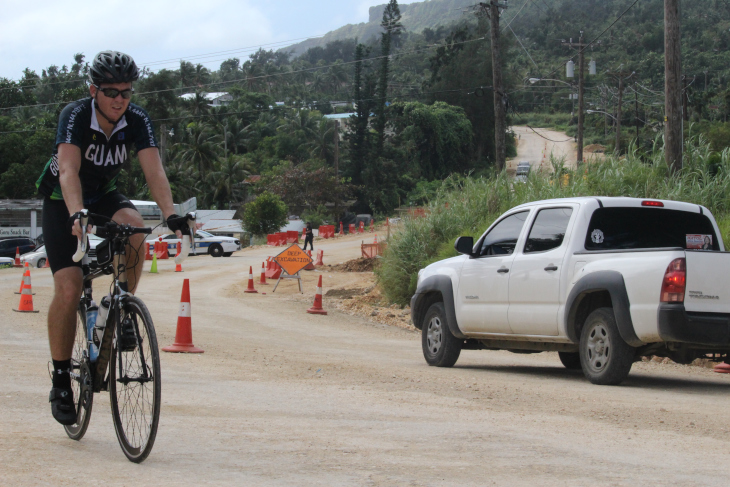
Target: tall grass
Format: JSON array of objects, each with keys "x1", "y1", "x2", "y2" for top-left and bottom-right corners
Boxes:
[{"x1": 377, "y1": 137, "x2": 730, "y2": 305}]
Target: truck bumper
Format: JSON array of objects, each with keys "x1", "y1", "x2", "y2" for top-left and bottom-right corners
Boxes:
[{"x1": 658, "y1": 304, "x2": 730, "y2": 346}]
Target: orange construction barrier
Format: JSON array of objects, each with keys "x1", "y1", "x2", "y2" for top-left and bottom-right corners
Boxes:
[
  {"x1": 359, "y1": 221, "x2": 365, "y2": 233},
  {"x1": 339, "y1": 222, "x2": 344, "y2": 236},
  {"x1": 370, "y1": 220, "x2": 374, "y2": 232},
  {"x1": 259, "y1": 261, "x2": 268, "y2": 285},
  {"x1": 145, "y1": 242, "x2": 152, "y2": 260},
  {"x1": 286, "y1": 230, "x2": 299, "y2": 243},
  {"x1": 278, "y1": 233, "x2": 288, "y2": 246},
  {"x1": 13, "y1": 247, "x2": 22, "y2": 267},
  {"x1": 314, "y1": 250, "x2": 324, "y2": 266},
  {"x1": 13, "y1": 266, "x2": 39, "y2": 313},
  {"x1": 307, "y1": 275, "x2": 328, "y2": 315},
  {"x1": 349, "y1": 223, "x2": 356, "y2": 234},
  {"x1": 162, "y1": 279, "x2": 203, "y2": 353},
  {"x1": 154, "y1": 241, "x2": 169, "y2": 259},
  {"x1": 265, "y1": 258, "x2": 282, "y2": 279},
  {"x1": 244, "y1": 266, "x2": 258, "y2": 293},
  {"x1": 304, "y1": 250, "x2": 315, "y2": 271}
]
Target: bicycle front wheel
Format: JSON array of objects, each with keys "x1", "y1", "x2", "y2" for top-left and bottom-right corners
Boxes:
[
  {"x1": 109, "y1": 296, "x2": 161, "y2": 463},
  {"x1": 65, "y1": 302, "x2": 94, "y2": 440}
]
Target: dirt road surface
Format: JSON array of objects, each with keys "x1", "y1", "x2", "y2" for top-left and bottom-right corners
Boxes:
[
  {"x1": 3, "y1": 232, "x2": 730, "y2": 486},
  {"x1": 507, "y1": 126, "x2": 577, "y2": 173}
]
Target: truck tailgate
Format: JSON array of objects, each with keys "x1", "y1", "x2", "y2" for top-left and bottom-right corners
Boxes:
[{"x1": 685, "y1": 251, "x2": 730, "y2": 313}]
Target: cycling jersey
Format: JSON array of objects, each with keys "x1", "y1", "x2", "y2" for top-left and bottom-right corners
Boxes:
[{"x1": 36, "y1": 97, "x2": 158, "y2": 204}]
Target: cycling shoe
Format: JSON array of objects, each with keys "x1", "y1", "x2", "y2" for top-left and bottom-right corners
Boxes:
[{"x1": 49, "y1": 387, "x2": 76, "y2": 425}]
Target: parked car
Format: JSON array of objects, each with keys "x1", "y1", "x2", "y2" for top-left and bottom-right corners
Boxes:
[
  {"x1": 411, "y1": 197, "x2": 730, "y2": 385},
  {"x1": 20, "y1": 245, "x2": 48, "y2": 268},
  {"x1": 146, "y1": 230, "x2": 241, "y2": 257},
  {"x1": 0, "y1": 237, "x2": 36, "y2": 259},
  {"x1": 515, "y1": 161, "x2": 531, "y2": 182}
]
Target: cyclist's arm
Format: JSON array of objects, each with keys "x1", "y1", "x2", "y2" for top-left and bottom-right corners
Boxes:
[
  {"x1": 137, "y1": 147, "x2": 181, "y2": 236},
  {"x1": 57, "y1": 143, "x2": 85, "y2": 240}
]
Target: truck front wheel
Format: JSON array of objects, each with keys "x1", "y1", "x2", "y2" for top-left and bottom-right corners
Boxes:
[
  {"x1": 422, "y1": 302, "x2": 461, "y2": 367},
  {"x1": 579, "y1": 307, "x2": 635, "y2": 385}
]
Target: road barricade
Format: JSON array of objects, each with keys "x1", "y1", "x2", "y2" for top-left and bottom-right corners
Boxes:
[
  {"x1": 267, "y1": 235, "x2": 277, "y2": 246},
  {"x1": 314, "y1": 249, "x2": 324, "y2": 266},
  {"x1": 145, "y1": 242, "x2": 153, "y2": 260},
  {"x1": 286, "y1": 230, "x2": 299, "y2": 243},
  {"x1": 359, "y1": 221, "x2": 365, "y2": 233},
  {"x1": 265, "y1": 257, "x2": 282, "y2": 279},
  {"x1": 361, "y1": 241, "x2": 387, "y2": 258},
  {"x1": 348, "y1": 223, "x2": 356, "y2": 234},
  {"x1": 154, "y1": 241, "x2": 169, "y2": 259}
]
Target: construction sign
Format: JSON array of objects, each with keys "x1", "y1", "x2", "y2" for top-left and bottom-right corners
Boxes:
[{"x1": 274, "y1": 244, "x2": 313, "y2": 276}]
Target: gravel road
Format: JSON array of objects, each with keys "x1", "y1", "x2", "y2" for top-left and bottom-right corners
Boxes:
[
  {"x1": 2, "y1": 233, "x2": 730, "y2": 486},
  {"x1": 507, "y1": 125, "x2": 577, "y2": 173}
]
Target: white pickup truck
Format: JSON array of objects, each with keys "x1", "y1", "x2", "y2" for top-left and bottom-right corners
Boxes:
[{"x1": 410, "y1": 197, "x2": 730, "y2": 385}]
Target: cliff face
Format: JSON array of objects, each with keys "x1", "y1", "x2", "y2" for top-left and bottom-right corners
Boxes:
[{"x1": 283, "y1": 0, "x2": 474, "y2": 57}]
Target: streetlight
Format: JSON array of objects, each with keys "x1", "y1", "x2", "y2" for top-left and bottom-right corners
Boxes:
[{"x1": 587, "y1": 109, "x2": 617, "y2": 121}]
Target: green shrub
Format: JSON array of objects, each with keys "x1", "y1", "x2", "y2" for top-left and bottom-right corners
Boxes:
[{"x1": 376, "y1": 137, "x2": 730, "y2": 305}]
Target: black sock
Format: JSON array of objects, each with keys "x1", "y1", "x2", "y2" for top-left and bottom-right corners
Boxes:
[{"x1": 52, "y1": 359, "x2": 71, "y2": 389}]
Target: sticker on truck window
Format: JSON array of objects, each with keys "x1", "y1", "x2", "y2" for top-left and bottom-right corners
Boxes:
[
  {"x1": 591, "y1": 229, "x2": 604, "y2": 244},
  {"x1": 686, "y1": 234, "x2": 712, "y2": 250}
]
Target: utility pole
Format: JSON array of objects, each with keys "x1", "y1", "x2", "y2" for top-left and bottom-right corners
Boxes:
[
  {"x1": 634, "y1": 83, "x2": 640, "y2": 143},
  {"x1": 607, "y1": 70, "x2": 633, "y2": 154},
  {"x1": 479, "y1": 1, "x2": 508, "y2": 171},
  {"x1": 665, "y1": 0, "x2": 682, "y2": 172},
  {"x1": 333, "y1": 119, "x2": 340, "y2": 178},
  {"x1": 160, "y1": 124, "x2": 168, "y2": 165},
  {"x1": 563, "y1": 33, "x2": 588, "y2": 165}
]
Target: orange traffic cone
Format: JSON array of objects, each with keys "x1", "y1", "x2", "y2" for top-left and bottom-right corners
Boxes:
[
  {"x1": 175, "y1": 245, "x2": 183, "y2": 272},
  {"x1": 714, "y1": 362, "x2": 730, "y2": 373},
  {"x1": 13, "y1": 247, "x2": 22, "y2": 267},
  {"x1": 244, "y1": 266, "x2": 258, "y2": 293},
  {"x1": 304, "y1": 250, "x2": 315, "y2": 270},
  {"x1": 15, "y1": 263, "x2": 35, "y2": 295},
  {"x1": 259, "y1": 262, "x2": 267, "y2": 285},
  {"x1": 162, "y1": 279, "x2": 203, "y2": 353},
  {"x1": 314, "y1": 250, "x2": 324, "y2": 266},
  {"x1": 13, "y1": 267, "x2": 39, "y2": 313},
  {"x1": 307, "y1": 275, "x2": 328, "y2": 315},
  {"x1": 373, "y1": 234, "x2": 378, "y2": 245},
  {"x1": 43, "y1": 257, "x2": 50, "y2": 268}
]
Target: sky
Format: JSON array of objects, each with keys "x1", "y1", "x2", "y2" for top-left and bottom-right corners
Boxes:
[{"x1": 0, "y1": 0, "x2": 418, "y2": 80}]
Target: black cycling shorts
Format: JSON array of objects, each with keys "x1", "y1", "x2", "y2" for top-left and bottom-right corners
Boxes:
[{"x1": 42, "y1": 192, "x2": 137, "y2": 274}]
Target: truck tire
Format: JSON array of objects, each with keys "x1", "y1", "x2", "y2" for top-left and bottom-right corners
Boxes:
[
  {"x1": 558, "y1": 352, "x2": 581, "y2": 370},
  {"x1": 422, "y1": 302, "x2": 461, "y2": 367},
  {"x1": 579, "y1": 307, "x2": 635, "y2": 385}
]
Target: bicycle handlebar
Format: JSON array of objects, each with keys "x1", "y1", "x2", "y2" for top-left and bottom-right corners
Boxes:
[
  {"x1": 174, "y1": 212, "x2": 197, "y2": 265},
  {"x1": 72, "y1": 209, "x2": 154, "y2": 263}
]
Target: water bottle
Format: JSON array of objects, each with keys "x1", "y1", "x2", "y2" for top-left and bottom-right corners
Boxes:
[
  {"x1": 86, "y1": 301, "x2": 99, "y2": 362},
  {"x1": 94, "y1": 294, "x2": 112, "y2": 348}
]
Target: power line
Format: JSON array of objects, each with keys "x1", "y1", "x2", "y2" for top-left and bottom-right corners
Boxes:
[{"x1": 0, "y1": 36, "x2": 487, "y2": 112}]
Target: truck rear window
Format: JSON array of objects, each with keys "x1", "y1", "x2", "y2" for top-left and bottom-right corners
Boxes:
[{"x1": 584, "y1": 207, "x2": 719, "y2": 251}]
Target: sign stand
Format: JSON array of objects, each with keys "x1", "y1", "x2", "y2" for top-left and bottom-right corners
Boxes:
[
  {"x1": 272, "y1": 270, "x2": 303, "y2": 293},
  {"x1": 271, "y1": 244, "x2": 314, "y2": 294}
]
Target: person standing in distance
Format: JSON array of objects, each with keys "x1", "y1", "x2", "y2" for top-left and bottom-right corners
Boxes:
[
  {"x1": 303, "y1": 222, "x2": 314, "y2": 251},
  {"x1": 36, "y1": 51, "x2": 188, "y2": 426}
]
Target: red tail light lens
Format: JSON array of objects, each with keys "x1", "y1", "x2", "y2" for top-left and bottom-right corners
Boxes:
[
  {"x1": 642, "y1": 200, "x2": 664, "y2": 207},
  {"x1": 661, "y1": 258, "x2": 686, "y2": 303}
]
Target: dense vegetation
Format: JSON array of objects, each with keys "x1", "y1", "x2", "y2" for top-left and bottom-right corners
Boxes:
[
  {"x1": 377, "y1": 138, "x2": 730, "y2": 305},
  {"x1": 0, "y1": 0, "x2": 729, "y2": 223}
]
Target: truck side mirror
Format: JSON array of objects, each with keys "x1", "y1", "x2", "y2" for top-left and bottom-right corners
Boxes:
[{"x1": 454, "y1": 236, "x2": 474, "y2": 256}]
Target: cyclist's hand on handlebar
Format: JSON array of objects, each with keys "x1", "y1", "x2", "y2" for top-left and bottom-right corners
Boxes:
[
  {"x1": 166, "y1": 213, "x2": 194, "y2": 239},
  {"x1": 68, "y1": 211, "x2": 93, "y2": 241}
]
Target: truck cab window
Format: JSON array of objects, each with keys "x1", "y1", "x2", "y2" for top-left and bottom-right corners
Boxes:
[
  {"x1": 479, "y1": 211, "x2": 529, "y2": 256},
  {"x1": 524, "y1": 208, "x2": 573, "y2": 253}
]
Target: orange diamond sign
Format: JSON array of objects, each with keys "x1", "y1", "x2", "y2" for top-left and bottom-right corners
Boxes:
[{"x1": 274, "y1": 244, "x2": 313, "y2": 276}]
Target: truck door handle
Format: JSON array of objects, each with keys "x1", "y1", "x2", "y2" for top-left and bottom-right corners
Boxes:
[
  {"x1": 497, "y1": 268, "x2": 509, "y2": 274},
  {"x1": 544, "y1": 266, "x2": 558, "y2": 271}
]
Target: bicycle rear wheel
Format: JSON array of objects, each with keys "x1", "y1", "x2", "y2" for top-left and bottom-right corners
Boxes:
[
  {"x1": 64, "y1": 303, "x2": 94, "y2": 440},
  {"x1": 109, "y1": 296, "x2": 161, "y2": 463}
]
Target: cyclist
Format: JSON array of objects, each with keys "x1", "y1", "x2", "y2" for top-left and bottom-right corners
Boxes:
[{"x1": 36, "y1": 50, "x2": 188, "y2": 425}]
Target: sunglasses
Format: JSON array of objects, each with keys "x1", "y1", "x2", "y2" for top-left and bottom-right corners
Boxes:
[{"x1": 97, "y1": 87, "x2": 134, "y2": 99}]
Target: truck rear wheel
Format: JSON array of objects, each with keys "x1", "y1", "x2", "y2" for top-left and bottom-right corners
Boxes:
[
  {"x1": 422, "y1": 302, "x2": 461, "y2": 367},
  {"x1": 579, "y1": 307, "x2": 635, "y2": 385}
]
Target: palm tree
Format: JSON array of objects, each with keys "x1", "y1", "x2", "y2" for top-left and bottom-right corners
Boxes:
[
  {"x1": 305, "y1": 117, "x2": 335, "y2": 163},
  {"x1": 206, "y1": 154, "x2": 252, "y2": 208},
  {"x1": 174, "y1": 121, "x2": 220, "y2": 179}
]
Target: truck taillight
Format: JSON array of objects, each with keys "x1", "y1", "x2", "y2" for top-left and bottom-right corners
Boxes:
[{"x1": 661, "y1": 258, "x2": 686, "y2": 303}]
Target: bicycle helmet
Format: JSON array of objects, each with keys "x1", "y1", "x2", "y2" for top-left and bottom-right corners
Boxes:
[{"x1": 88, "y1": 51, "x2": 139, "y2": 86}]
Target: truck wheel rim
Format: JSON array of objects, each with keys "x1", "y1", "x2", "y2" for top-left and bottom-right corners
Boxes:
[
  {"x1": 586, "y1": 323, "x2": 610, "y2": 372},
  {"x1": 427, "y1": 316, "x2": 443, "y2": 354}
]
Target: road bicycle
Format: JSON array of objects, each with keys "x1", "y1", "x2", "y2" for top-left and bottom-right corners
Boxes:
[{"x1": 63, "y1": 209, "x2": 195, "y2": 463}]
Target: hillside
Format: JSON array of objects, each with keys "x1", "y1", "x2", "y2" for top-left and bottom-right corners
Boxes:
[{"x1": 283, "y1": 0, "x2": 475, "y2": 56}]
